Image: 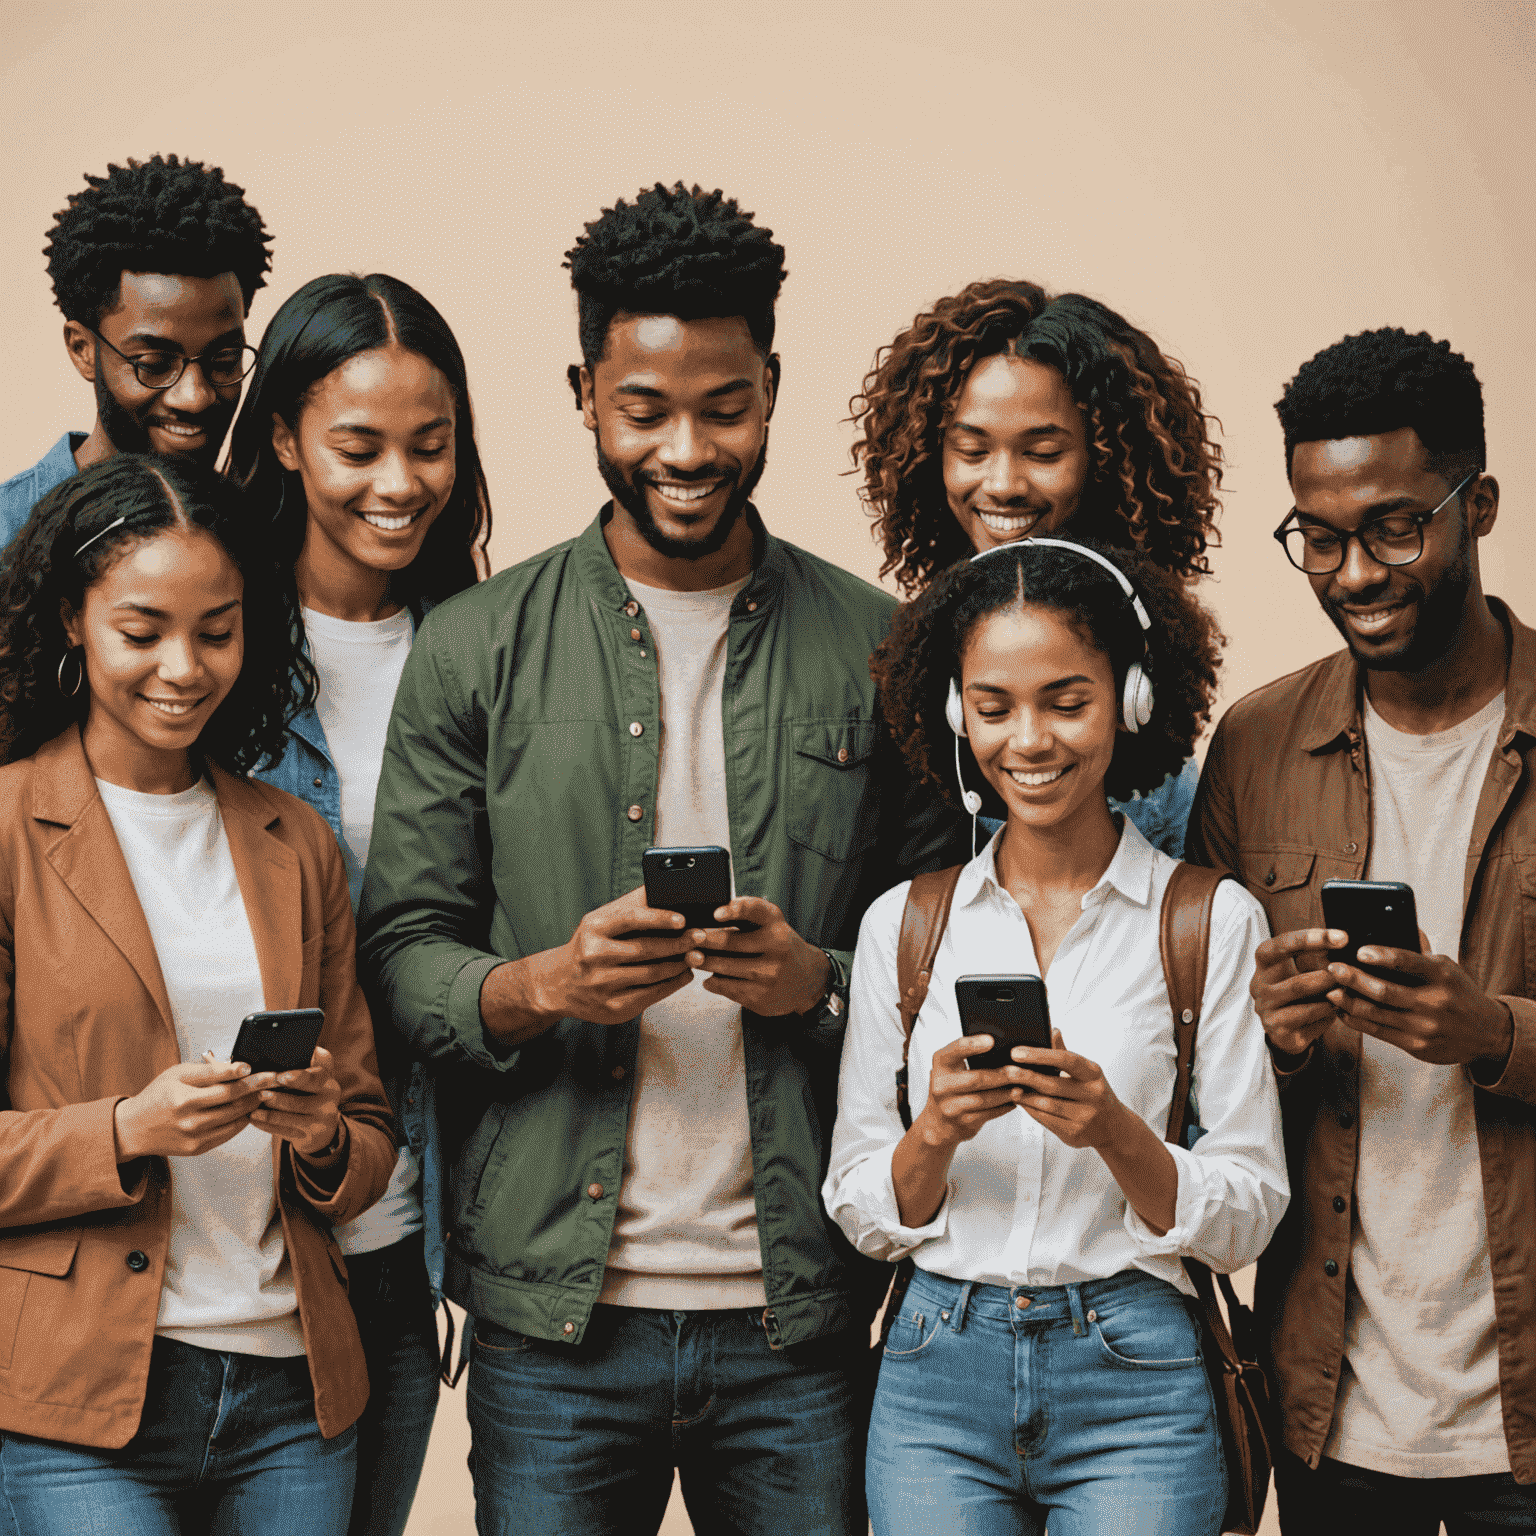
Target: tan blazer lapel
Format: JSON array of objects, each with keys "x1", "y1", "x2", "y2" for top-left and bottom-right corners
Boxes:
[
  {"x1": 214, "y1": 768, "x2": 303, "y2": 1012},
  {"x1": 34, "y1": 730, "x2": 177, "y2": 1044}
]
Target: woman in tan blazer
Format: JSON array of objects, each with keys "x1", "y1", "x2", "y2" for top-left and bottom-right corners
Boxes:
[{"x1": 0, "y1": 455, "x2": 396, "y2": 1535}]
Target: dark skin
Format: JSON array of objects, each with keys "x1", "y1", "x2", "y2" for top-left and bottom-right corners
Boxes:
[
  {"x1": 64, "y1": 271, "x2": 247, "y2": 470},
  {"x1": 477, "y1": 313, "x2": 829, "y2": 1046},
  {"x1": 1251, "y1": 428, "x2": 1514, "y2": 1074}
]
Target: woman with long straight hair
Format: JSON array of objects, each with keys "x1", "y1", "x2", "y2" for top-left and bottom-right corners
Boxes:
[
  {"x1": 0, "y1": 455, "x2": 396, "y2": 1533},
  {"x1": 226, "y1": 271, "x2": 491, "y2": 1536},
  {"x1": 825, "y1": 538, "x2": 1287, "y2": 1534},
  {"x1": 849, "y1": 279, "x2": 1224, "y2": 856}
]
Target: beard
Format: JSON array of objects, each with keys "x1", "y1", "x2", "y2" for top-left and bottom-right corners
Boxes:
[
  {"x1": 596, "y1": 429, "x2": 768, "y2": 562},
  {"x1": 1319, "y1": 513, "x2": 1475, "y2": 673},
  {"x1": 93, "y1": 352, "x2": 235, "y2": 468}
]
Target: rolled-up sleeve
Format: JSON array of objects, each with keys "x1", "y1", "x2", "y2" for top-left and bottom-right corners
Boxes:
[
  {"x1": 822, "y1": 884, "x2": 951, "y2": 1262},
  {"x1": 1122, "y1": 883, "x2": 1290, "y2": 1273}
]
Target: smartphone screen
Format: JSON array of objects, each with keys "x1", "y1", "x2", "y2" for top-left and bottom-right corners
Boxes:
[
  {"x1": 1320, "y1": 880, "x2": 1422, "y2": 985},
  {"x1": 957, "y1": 975, "x2": 1057, "y2": 1075}
]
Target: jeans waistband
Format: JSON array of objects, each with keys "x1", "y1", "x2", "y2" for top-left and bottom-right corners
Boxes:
[{"x1": 903, "y1": 1267, "x2": 1184, "y2": 1337}]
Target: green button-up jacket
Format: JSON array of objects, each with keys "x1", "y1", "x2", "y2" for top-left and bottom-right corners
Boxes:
[{"x1": 357, "y1": 510, "x2": 965, "y2": 1349}]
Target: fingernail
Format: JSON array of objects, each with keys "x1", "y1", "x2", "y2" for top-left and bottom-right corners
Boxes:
[
  {"x1": 260, "y1": 1090, "x2": 274, "y2": 1099},
  {"x1": 236, "y1": 1063, "x2": 250, "y2": 1075}
]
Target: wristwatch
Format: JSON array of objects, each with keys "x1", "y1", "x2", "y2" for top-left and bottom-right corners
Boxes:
[{"x1": 815, "y1": 948, "x2": 848, "y2": 1019}]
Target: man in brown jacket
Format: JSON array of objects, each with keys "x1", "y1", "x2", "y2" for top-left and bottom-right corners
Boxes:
[{"x1": 1187, "y1": 327, "x2": 1536, "y2": 1532}]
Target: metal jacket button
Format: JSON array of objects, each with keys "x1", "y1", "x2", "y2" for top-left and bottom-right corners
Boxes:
[
  {"x1": 746, "y1": 600, "x2": 757, "y2": 612},
  {"x1": 837, "y1": 747, "x2": 849, "y2": 763},
  {"x1": 1014, "y1": 1295, "x2": 1030, "y2": 1310},
  {"x1": 1346, "y1": 841, "x2": 1358, "y2": 854},
  {"x1": 1263, "y1": 868, "x2": 1276, "y2": 886},
  {"x1": 624, "y1": 601, "x2": 639, "y2": 617},
  {"x1": 126, "y1": 1250, "x2": 149, "y2": 1272},
  {"x1": 626, "y1": 805, "x2": 643, "y2": 822},
  {"x1": 588, "y1": 1183, "x2": 604, "y2": 1200},
  {"x1": 1324, "y1": 1259, "x2": 1339, "y2": 1277},
  {"x1": 630, "y1": 628, "x2": 642, "y2": 641},
  {"x1": 629, "y1": 722, "x2": 644, "y2": 737},
  {"x1": 562, "y1": 1321, "x2": 576, "y2": 1336},
  {"x1": 312, "y1": 777, "x2": 323, "y2": 789}
]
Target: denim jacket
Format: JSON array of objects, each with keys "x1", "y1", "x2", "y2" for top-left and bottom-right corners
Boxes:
[
  {"x1": 255, "y1": 601, "x2": 447, "y2": 1310},
  {"x1": 0, "y1": 433, "x2": 84, "y2": 549}
]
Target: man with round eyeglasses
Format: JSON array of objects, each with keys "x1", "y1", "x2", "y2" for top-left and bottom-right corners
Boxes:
[
  {"x1": 1188, "y1": 327, "x2": 1536, "y2": 1531},
  {"x1": 0, "y1": 155, "x2": 271, "y2": 547}
]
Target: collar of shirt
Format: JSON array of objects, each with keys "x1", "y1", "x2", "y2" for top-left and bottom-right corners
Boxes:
[{"x1": 954, "y1": 811, "x2": 1158, "y2": 919}]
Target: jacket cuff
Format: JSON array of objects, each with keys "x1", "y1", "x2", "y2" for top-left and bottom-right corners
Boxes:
[
  {"x1": 447, "y1": 954, "x2": 516, "y2": 1066},
  {"x1": 1472, "y1": 996, "x2": 1536, "y2": 1103},
  {"x1": 288, "y1": 1120, "x2": 351, "y2": 1203},
  {"x1": 1270, "y1": 1039, "x2": 1318, "y2": 1086}
]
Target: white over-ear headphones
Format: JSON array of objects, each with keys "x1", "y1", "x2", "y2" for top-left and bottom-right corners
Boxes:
[{"x1": 946, "y1": 538, "x2": 1155, "y2": 831}]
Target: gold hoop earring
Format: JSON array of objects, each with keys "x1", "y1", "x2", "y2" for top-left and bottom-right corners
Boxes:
[{"x1": 57, "y1": 649, "x2": 85, "y2": 698}]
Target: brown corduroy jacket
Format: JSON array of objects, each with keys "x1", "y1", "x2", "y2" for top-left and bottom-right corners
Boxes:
[
  {"x1": 1186, "y1": 598, "x2": 1536, "y2": 1482},
  {"x1": 0, "y1": 726, "x2": 396, "y2": 1448}
]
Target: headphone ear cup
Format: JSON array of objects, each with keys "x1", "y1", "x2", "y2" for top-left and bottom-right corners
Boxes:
[
  {"x1": 945, "y1": 677, "x2": 967, "y2": 737},
  {"x1": 1122, "y1": 664, "x2": 1154, "y2": 732},
  {"x1": 962, "y1": 789, "x2": 983, "y2": 815}
]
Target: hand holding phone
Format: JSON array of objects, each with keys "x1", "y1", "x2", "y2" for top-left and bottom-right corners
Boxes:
[
  {"x1": 1321, "y1": 880, "x2": 1423, "y2": 987},
  {"x1": 231, "y1": 1008, "x2": 325, "y2": 1076},
  {"x1": 957, "y1": 975, "x2": 1058, "y2": 1076}
]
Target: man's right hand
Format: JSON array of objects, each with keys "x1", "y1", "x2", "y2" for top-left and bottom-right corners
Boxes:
[
  {"x1": 1251, "y1": 927, "x2": 1348, "y2": 1058},
  {"x1": 113, "y1": 1060, "x2": 275, "y2": 1164},
  {"x1": 481, "y1": 885, "x2": 703, "y2": 1041}
]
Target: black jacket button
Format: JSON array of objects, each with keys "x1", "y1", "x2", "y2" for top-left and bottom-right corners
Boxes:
[
  {"x1": 1333, "y1": 1196, "x2": 1347, "y2": 1213},
  {"x1": 1324, "y1": 1259, "x2": 1339, "y2": 1277},
  {"x1": 1338, "y1": 1110, "x2": 1355, "y2": 1129},
  {"x1": 126, "y1": 1250, "x2": 149, "y2": 1272}
]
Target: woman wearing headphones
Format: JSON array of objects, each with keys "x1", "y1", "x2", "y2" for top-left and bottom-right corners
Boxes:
[
  {"x1": 849, "y1": 279, "x2": 1224, "y2": 855},
  {"x1": 824, "y1": 538, "x2": 1287, "y2": 1535}
]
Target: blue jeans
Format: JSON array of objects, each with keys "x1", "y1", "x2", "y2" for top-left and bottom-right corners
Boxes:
[
  {"x1": 868, "y1": 1267, "x2": 1226, "y2": 1536},
  {"x1": 0, "y1": 1336, "x2": 356, "y2": 1535},
  {"x1": 346, "y1": 1233, "x2": 441, "y2": 1536},
  {"x1": 1275, "y1": 1447, "x2": 1536, "y2": 1533},
  {"x1": 466, "y1": 1303, "x2": 867, "y2": 1536}
]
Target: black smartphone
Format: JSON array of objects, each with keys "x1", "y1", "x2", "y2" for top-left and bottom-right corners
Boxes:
[
  {"x1": 1320, "y1": 880, "x2": 1422, "y2": 984},
  {"x1": 641, "y1": 845, "x2": 734, "y2": 930},
  {"x1": 231, "y1": 1008, "x2": 325, "y2": 1076},
  {"x1": 957, "y1": 975, "x2": 1057, "y2": 1075}
]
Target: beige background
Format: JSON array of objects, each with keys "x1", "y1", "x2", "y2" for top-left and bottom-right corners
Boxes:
[{"x1": 3, "y1": 2, "x2": 1532, "y2": 1531}]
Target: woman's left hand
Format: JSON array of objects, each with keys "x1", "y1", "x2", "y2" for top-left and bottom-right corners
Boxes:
[
  {"x1": 1009, "y1": 1030, "x2": 1135, "y2": 1151},
  {"x1": 249, "y1": 1045, "x2": 343, "y2": 1158}
]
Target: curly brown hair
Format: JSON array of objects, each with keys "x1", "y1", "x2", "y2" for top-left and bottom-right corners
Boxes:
[
  {"x1": 870, "y1": 539, "x2": 1224, "y2": 812},
  {"x1": 850, "y1": 279, "x2": 1224, "y2": 594}
]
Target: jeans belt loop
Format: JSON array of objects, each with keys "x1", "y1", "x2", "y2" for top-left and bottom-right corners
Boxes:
[
  {"x1": 950, "y1": 1280, "x2": 974, "y2": 1333},
  {"x1": 1066, "y1": 1281, "x2": 1089, "y2": 1337}
]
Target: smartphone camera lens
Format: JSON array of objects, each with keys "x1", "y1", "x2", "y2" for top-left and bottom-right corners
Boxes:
[{"x1": 686, "y1": 857, "x2": 696, "y2": 868}]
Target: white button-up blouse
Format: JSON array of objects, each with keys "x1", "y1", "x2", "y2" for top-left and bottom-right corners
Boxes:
[{"x1": 823, "y1": 819, "x2": 1289, "y2": 1294}]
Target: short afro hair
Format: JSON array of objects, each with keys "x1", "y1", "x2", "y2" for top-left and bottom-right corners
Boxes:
[
  {"x1": 44, "y1": 155, "x2": 272, "y2": 328},
  {"x1": 564, "y1": 182, "x2": 787, "y2": 372},
  {"x1": 871, "y1": 538, "x2": 1223, "y2": 811},
  {"x1": 1276, "y1": 328, "x2": 1484, "y2": 479}
]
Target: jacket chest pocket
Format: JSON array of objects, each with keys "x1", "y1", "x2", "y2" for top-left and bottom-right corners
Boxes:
[
  {"x1": 1238, "y1": 846, "x2": 1319, "y2": 935},
  {"x1": 787, "y1": 720, "x2": 879, "y2": 863}
]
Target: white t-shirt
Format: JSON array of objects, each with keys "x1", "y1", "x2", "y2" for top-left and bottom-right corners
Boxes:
[
  {"x1": 302, "y1": 604, "x2": 422, "y2": 1258},
  {"x1": 1326, "y1": 689, "x2": 1508, "y2": 1476},
  {"x1": 98, "y1": 777, "x2": 306, "y2": 1357},
  {"x1": 598, "y1": 574, "x2": 766, "y2": 1310}
]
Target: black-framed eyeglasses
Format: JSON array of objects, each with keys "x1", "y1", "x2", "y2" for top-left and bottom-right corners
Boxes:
[
  {"x1": 90, "y1": 329, "x2": 257, "y2": 391},
  {"x1": 1272, "y1": 470, "x2": 1477, "y2": 575}
]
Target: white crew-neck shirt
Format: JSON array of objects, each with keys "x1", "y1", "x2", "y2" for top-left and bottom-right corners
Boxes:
[
  {"x1": 1326, "y1": 689, "x2": 1508, "y2": 1476},
  {"x1": 302, "y1": 603, "x2": 422, "y2": 1257},
  {"x1": 599, "y1": 573, "x2": 767, "y2": 1310},
  {"x1": 97, "y1": 777, "x2": 305, "y2": 1357}
]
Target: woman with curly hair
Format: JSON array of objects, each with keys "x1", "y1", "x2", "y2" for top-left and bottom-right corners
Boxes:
[
  {"x1": 225, "y1": 271, "x2": 490, "y2": 1536},
  {"x1": 850, "y1": 279, "x2": 1225, "y2": 854},
  {"x1": 824, "y1": 538, "x2": 1287, "y2": 1535},
  {"x1": 0, "y1": 455, "x2": 395, "y2": 1534}
]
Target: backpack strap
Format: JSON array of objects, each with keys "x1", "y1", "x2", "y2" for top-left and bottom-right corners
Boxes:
[
  {"x1": 1158, "y1": 862, "x2": 1254, "y2": 1374},
  {"x1": 1159, "y1": 861, "x2": 1233, "y2": 1146},
  {"x1": 894, "y1": 865, "x2": 965, "y2": 1131}
]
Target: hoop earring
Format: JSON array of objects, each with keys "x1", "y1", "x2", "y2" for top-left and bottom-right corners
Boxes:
[{"x1": 57, "y1": 648, "x2": 85, "y2": 698}]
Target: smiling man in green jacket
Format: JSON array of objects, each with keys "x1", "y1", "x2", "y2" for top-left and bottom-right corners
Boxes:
[{"x1": 357, "y1": 183, "x2": 964, "y2": 1536}]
